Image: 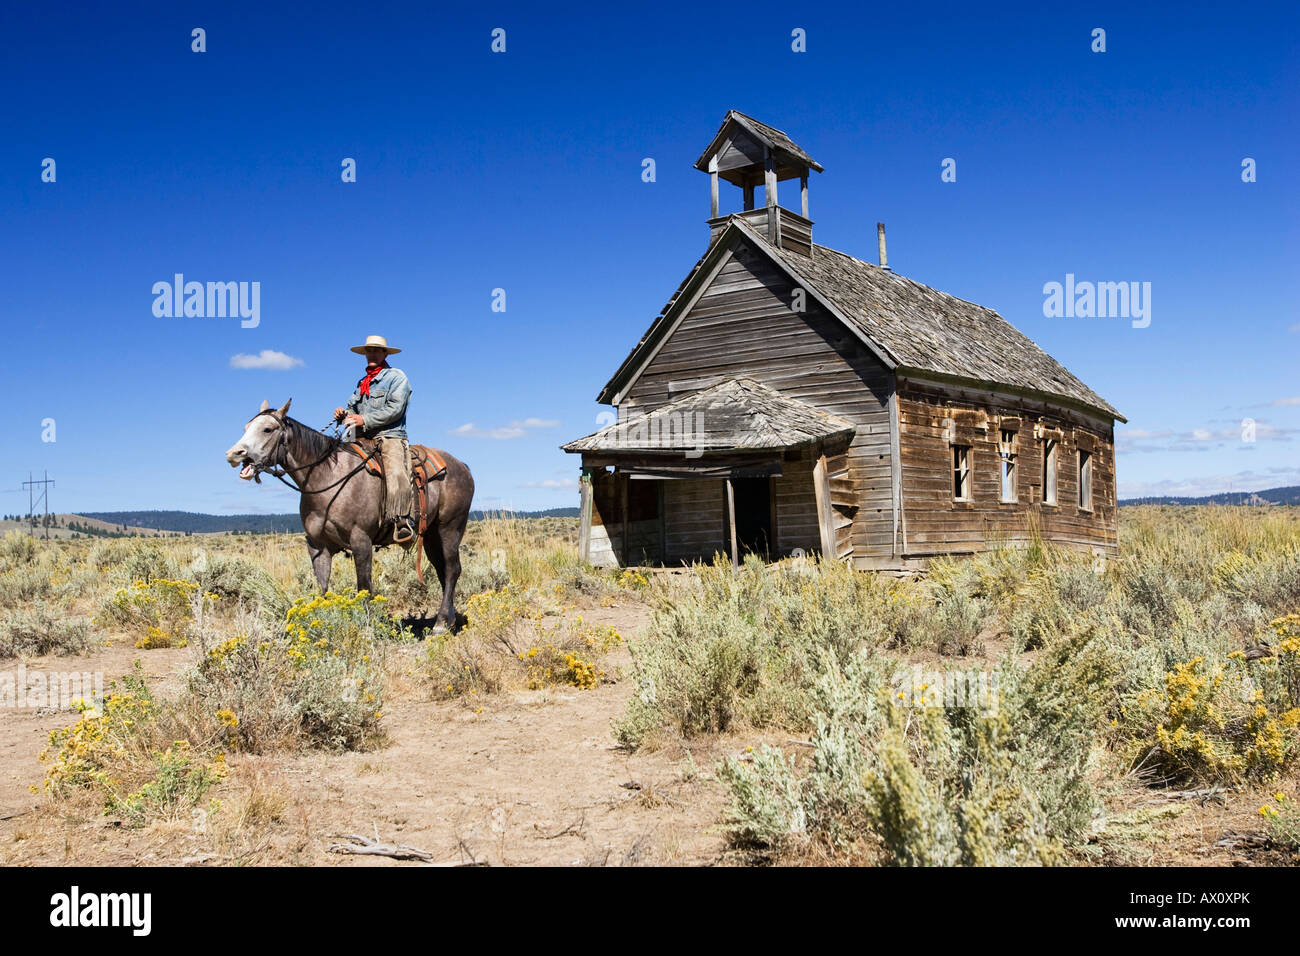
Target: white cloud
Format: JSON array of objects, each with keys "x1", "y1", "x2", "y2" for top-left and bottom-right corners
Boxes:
[
  {"x1": 521, "y1": 478, "x2": 578, "y2": 489},
  {"x1": 230, "y1": 350, "x2": 304, "y2": 371},
  {"x1": 1272, "y1": 397, "x2": 1300, "y2": 407},
  {"x1": 1117, "y1": 421, "x2": 1295, "y2": 453},
  {"x1": 1120, "y1": 428, "x2": 1172, "y2": 441},
  {"x1": 450, "y1": 417, "x2": 560, "y2": 440}
]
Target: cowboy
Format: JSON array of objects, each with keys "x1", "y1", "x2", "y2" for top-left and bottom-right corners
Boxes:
[{"x1": 333, "y1": 335, "x2": 417, "y2": 545}]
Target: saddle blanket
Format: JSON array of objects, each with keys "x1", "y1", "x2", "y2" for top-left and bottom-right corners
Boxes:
[{"x1": 346, "y1": 441, "x2": 447, "y2": 486}]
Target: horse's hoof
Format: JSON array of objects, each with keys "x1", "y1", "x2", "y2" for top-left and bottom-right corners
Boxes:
[{"x1": 430, "y1": 624, "x2": 448, "y2": 636}]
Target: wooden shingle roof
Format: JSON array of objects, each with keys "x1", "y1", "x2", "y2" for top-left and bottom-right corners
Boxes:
[
  {"x1": 597, "y1": 217, "x2": 1124, "y2": 422},
  {"x1": 694, "y1": 110, "x2": 824, "y2": 176},
  {"x1": 562, "y1": 377, "x2": 856, "y2": 453},
  {"x1": 760, "y1": 230, "x2": 1124, "y2": 420}
]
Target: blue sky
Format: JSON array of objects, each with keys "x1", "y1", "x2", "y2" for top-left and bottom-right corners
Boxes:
[{"x1": 3, "y1": 0, "x2": 1297, "y2": 515}]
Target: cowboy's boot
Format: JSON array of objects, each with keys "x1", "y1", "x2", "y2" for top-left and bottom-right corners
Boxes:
[{"x1": 392, "y1": 515, "x2": 417, "y2": 545}]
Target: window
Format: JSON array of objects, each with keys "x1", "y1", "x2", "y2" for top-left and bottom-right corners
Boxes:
[
  {"x1": 1042, "y1": 439, "x2": 1058, "y2": 505},
  {"x1": 1079, "y1": 449, "x2": 1093, "y2": 511},
  {"x1": 952, "y1": 445, "x2": 971, "y2": 500},
  {"x1": 999, "y1": 429, "x2": 1017, "y2": 502}
]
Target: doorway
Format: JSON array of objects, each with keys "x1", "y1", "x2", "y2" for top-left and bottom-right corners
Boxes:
[{"x1": 730, "y1": 477, "x2": 773, "y2": 557}]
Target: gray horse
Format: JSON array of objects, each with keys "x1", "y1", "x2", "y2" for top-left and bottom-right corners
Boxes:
[{"x1": 225, "y1": 399, "x2": 474, "y2": 631}]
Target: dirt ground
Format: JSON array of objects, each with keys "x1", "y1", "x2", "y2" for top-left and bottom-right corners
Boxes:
[
  {"x1": 1, "y1": 599, "x2": 1294, "y2": 867},
  {"x1": 0, "y1": 602, "x2": 735, "y2": 867}
]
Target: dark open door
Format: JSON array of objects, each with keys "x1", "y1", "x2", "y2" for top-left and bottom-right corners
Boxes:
[{"x1": 730, "y1": 477, "x2": 772, "y2": 557}]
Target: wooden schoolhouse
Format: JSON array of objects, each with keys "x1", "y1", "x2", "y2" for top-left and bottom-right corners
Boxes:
[{"x1": 563, "y1": 111, "x2": 1124, "y2": 571}]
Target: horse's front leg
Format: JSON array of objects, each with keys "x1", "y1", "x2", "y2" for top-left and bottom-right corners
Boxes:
[
  {"x1": 349, "y1": 528, "x2": 375, "y2": 594},
  {"x1": 307, "y1": 536, "x2": 333, "y2": 592}
]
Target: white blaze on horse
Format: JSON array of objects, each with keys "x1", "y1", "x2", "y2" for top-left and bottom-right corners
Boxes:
[{"x1": 225, "y1": 399, "x2": 474, "y2": 632}]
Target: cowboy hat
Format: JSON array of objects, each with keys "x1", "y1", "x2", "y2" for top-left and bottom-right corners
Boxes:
[{"x1": 350, "y1": 334, "x2": 402, "y2": 356}]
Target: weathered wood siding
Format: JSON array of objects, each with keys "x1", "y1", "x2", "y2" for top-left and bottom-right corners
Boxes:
[
  {"x1": 663, "y1": 477, "x2": 725, "y2": 564},
  {"x1": 896, "y1": 378, "x2": 1118, "y2": 557},
  {"x1": 620, "y1": 236, "x2": 894, "y2": 562},
  {"x1": 774, "y1": 454, "x2": 820, "y2": 555},
  {"x1": 587, "y1": 472, "x2": 665, "y2": 566}
]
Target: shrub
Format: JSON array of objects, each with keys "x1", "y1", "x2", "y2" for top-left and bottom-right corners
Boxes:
[
  {"x1": 614, "y1": 573, "x2": 765, "y2": 747},
  {"x1": 97, "y1": 578, "x2": 211, "y2": 648},
  {"x1": 1121, "y1": 624, "x2": 1300, "y2": 786},
  {"x1": 421, "y1": 607, "x2": 621, "y2": 699},
  {"x1": 1259, "y1": 792, "x2": 1300, "y2": 850},
  {"x1": 719, "y1": 625, "x2": 1115, "y2": 864},
  {"x1": 41, "y1": 672, "x2": 227, "y2": 826},
  {"x1": 0, "y1": 566, "x2": 51, "y2": 607},
  {"x1": 718, "y1": 745, "x2": 808, "y2": 852},
  {"x1": 198, "y1": 590, "x2": 403, "y2": 751},
  {"x1": 107, "y1": 742, "x2": 225, "y2": 825},
  {"x1": 0, "y1": 531, "x2": 38, "y2": 570},
  {"x1": 191, "y1": 555, "x2": 288, "y2": 621},
  {"x1": 0, "y1": 608, "x2": 92, "y2": 658},
  {"x1": 115, "y1": 545, "x2": 176, "y2": 586},
  {"x1": 518, "y1": 617, "x2": 621, "y2": 690}
]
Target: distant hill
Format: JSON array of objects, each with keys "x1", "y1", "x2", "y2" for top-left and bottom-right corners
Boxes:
[
  {"x1": 0, "y1": 513, "x2": 187, "y2": 539},
  {"x1": 1120, "y1": 486, "x2": 1300, "y2": 506},
  {"x1": 80, "y1": 511, "x2": 303, "y2": 534},
  {"x1": 468, "y1": 507, "x2": 579, "y2": 520},
  {"x1": 68, "y1": 507, "x2": 580, "y2": 535}
]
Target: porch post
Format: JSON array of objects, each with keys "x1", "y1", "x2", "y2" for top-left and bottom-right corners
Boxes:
[
  {"x1": 726, "y1": 476, "x2": 738, "y2": 568},
  {"x1": 620, "y1": 471, "x2": 630, "y2": 567},
  {"x1": 578, "y1": 468, "x2": 593, "y2": 563},
  {"x1": 812, "y1": 452, "x2": 835, "y2": 559}
]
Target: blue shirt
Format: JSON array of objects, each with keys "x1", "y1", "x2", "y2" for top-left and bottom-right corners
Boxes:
[{"x1": 346, "y1": 365, "x2": 411, "y2": 440}]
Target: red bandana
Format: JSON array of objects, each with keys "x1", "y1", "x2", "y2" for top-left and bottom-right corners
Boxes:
[{"x1": 358, "y1": 361, "x2": 388, "y2": 397}]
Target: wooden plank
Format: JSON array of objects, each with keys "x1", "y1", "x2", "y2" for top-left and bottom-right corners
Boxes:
[
  {"x1": 812, "y1": 454, "x2": 836, "y2": 560},
  {"x1": 578, "y1": 470, "x2": 592, "y2": 563},
  {"x1": 620, "y1": 472, "x2": 629, "y2": 566},
  {"x1": 709, "y1": 155, "x2": 719, "y2": 219},
  {"x1": 726, "y1": 477, "x2": 738, "y2": 568}
]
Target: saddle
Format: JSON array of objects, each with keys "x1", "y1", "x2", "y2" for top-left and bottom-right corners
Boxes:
[
  {"x1": 345, "y1": 439, "x2": 448, "y2": 485},
  {"x1": 343, "y1": 439, "x2": 448, "y2": 582}
]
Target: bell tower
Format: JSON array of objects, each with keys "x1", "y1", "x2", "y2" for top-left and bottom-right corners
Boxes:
[{"x1": 694, "y1": 110, "x2": 822, "y2": 256}]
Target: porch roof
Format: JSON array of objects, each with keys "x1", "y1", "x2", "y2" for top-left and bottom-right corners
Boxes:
[{"x1": 561, "y1": 377, "x2": 856, "y2": 454}]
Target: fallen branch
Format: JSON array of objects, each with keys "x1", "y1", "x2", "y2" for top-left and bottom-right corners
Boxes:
[
  {"x1": 1213, "y1": 830, "x2": 1272, "y2": 850},
  {"x1": 536, "y1": 813, "x2": 586, "y2": 840},
  {"x1": 1139, "y1": 786, "x2": 1230, "y2": 807},
  {"x1": 328, "y1": 833, "x2": 434, "y2": 862}
]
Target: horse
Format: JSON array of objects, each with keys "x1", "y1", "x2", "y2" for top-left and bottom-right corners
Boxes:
[{"x1": 224, "y1": 399, "x2": 475, "y2": 632}]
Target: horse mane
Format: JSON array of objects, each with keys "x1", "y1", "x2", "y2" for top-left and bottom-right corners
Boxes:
[{"x1": 281, "y1": 415, "x2": 339, "y2": 464}]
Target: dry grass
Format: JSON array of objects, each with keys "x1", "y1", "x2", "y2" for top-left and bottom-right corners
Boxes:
[{"x1": 3, "y1": 508, "x2": 1297, "y2": 866}]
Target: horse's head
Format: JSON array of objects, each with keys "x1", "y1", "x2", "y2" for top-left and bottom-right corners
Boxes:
[{"x1": 226, "y1": 399, "x2": 292, "y2": 481}]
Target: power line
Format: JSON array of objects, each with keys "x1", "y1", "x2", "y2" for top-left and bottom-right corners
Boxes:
[{"x1": 22, "y1": 471, "x2": 55, "y2": 540}]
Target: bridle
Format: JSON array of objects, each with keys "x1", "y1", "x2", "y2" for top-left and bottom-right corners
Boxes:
[{"x1": 248, "y1": 412, "x2": 377, "y2": 496}]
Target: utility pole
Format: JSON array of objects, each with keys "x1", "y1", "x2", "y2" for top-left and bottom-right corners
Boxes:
[{"x1": 22, "y1": 471, "x2": 55, "y2": 540}]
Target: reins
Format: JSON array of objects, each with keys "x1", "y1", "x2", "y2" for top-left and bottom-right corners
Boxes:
[{"x1": 254, "y1": 415, "x2": 377, "y2": 495}]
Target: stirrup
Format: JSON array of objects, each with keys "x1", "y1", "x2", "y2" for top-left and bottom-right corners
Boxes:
[{"x1": 392, "y1": 517, "x2": 417, "y2": 544}]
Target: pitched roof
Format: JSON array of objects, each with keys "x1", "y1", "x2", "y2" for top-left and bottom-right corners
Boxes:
[
  {"x1": 598, "y1": 217, "x2": 1125, "y2": 422},
  {"x1": 562, "y1": 377, "x2": 856, "y2": 454},
  {"x1": 761, "y1": 230, "x2": 1123, "y2": 420},
  {"x1": 694, "y1": 110, "x2": 824, "y2": 175}
]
